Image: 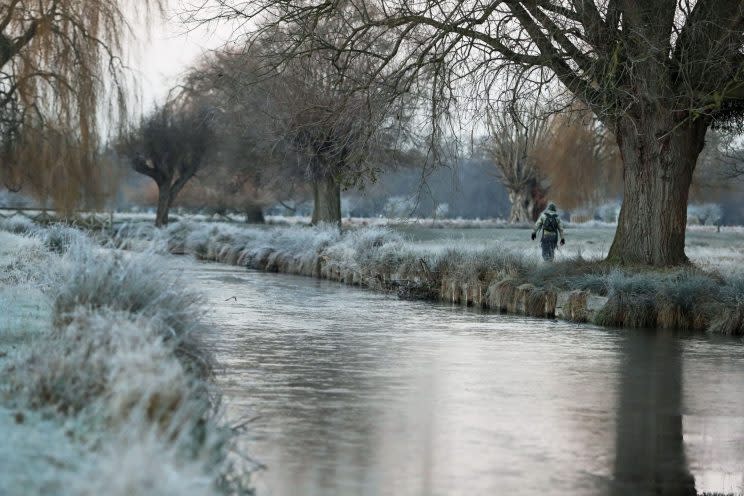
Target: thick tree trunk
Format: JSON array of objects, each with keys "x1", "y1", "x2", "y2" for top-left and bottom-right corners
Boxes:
[
  {"x1": 507, "y1": 188, "x2": 534, "y2": 224},
  {"x1": 607, "y1": 114, "x2": 709, "y2": 266},
  {"x1": 311, "y1": 176, "x2": 341, "y2": 226},
  {"x1": 244, "y1": 204, "x2": 265, "y2": 224},
  {"x1": 155, "y1": 186, "x2": 172, "y2": 228}
]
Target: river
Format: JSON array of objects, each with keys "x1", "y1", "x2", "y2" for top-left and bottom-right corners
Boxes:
[{"x1": 178, "y1": 258, "x2": 744, "y2": 496}]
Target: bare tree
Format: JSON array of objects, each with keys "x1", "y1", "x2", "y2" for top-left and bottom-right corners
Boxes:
[
  {"x1": 0, "y1": 0, "x2": 161, "y2": 212},
  {"x1": 272, "y1": 55, "x2": 377, "y2": 225},
  {"x1": 178, "y1": 50, "x2": 303, "y2": 223},
  {"x1": 122, "y1": 103, "x2": 215, "y2": 227},
  {"x1": 183, "y1": 6, "x2": 418, "y2": 227},
  {"x1": 193, "y1": 0, "x2": 744, "y2": 265},
  {"x1": 698, "y1": 130, "x2": 744, "y2": 182},
  {"x1": 483, "y1": 101, "x2": 551, "y2": 223},
  {"x1": 260, "y1": 25, "x2": 413, "y2": 226}
]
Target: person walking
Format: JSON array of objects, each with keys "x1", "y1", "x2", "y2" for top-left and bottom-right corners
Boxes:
[{"x1": 531, "y1": 202, "x2": 565, "y2": 261}]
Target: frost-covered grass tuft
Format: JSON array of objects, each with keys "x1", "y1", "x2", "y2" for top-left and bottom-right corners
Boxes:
[
  {"x1": 0, "y1": 232, "x2": 58, "y2": 287},
  {"x1": 526, "y1": 255, "x2": 608, "y2": 291},
  {"x1": 69, "y1": 427, "x2": 215, "y2": 496},
  {"x1": 594, "y1": 270, "x2": 660, "y2": 328},
  {"x1": 707, "y1": 274, "x2": 744, "y2": 335},
  {"x1": 0, "y1": 227, "x2": 251, "y2": 495},
  {"x1": 53, "y1": 245, "x2": 211, "y2": 378},
  {"x1": 8, "y1": 308, "x2": 208, "y2": 422},
  {"x1": 0, "y1": 214, "x2": 37, "y2": 235},
  {"x1": 719, "y1": 274, "x2": 744, "y2": 305},
  {"x1": 432, "y1": 245, "x2": 527, "y2": 283},
  {"x1": 325, "y1": 226, "x2": 411, "y2": 275},
  {"x1": 5, "y1": 307, "x2": 242, "y2": 495},
  {"x1": 589, "y1": 269, "x2": 725, "y2": 330},
  {"x1": 38, "y1": 223, "x2": 90, "y2": 254}
]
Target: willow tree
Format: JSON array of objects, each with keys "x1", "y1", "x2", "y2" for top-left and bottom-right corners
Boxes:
[
  {"x1": 271, "y1": 54, "x2": 395, "y2": 226},
  {"x1": 186, "y1": 6, "x2": 418, "y2": 227},
  {"x1": 197, "y1": 0, "x2": 744, "y2": 266},
  {"x1": 537, "y1": 108, "x2": 623, "y2": 213},
  {"x1": 483, "y1": 101, "x2": 551, "y2": 223},
  {"x1": 263, "y1": 28, "x2": 412, "y2": 226},
  {"x1": 0, "y1": 0, "x2": 160, "y2": 211},
  {"x1": 122, "y1": 102, "x2": 216, "y2": 227}
]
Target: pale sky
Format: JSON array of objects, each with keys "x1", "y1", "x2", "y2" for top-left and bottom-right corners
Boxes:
[{"x1": 130, "y1": 3, "x2": 237, "y2": 114}]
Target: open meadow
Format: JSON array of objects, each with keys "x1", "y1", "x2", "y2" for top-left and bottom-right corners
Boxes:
[{"x1": 395, "y1": 223, "x2": 744, "y2": 276}]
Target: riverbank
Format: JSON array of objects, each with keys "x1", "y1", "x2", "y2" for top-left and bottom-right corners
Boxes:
[
  {"x1": 0, "y1": 225, "x2": 252, "y2": 495},
  {"x1": 105, "y1": 220, "x2": 744, "y2": 335}
]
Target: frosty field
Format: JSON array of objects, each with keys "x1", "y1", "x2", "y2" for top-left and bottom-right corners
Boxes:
[
  {"x1": 395, "y1": 224, "x2": 744, "y2": 274},
  {"x1": 6, "y1": 210, "x2": 742, "y2": 272}
]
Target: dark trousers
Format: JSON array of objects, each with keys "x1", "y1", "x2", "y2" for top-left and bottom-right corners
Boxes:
[{"x1": 541, "y1": 232, "x2": 558, "y2": 261}]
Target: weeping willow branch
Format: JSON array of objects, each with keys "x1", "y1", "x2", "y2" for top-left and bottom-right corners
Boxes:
[{"x1": 0, "y1": 0, "x2": 163, "y2": 212}]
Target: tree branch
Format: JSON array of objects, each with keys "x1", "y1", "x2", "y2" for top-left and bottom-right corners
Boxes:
[{"x1": 366, "y1": 12, "x2": 547, "y2": 67}]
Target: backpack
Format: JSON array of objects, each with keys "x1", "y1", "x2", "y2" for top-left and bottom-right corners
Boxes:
[{"x1": 543, "y1": 212, "x2": 559, "y2": 232}]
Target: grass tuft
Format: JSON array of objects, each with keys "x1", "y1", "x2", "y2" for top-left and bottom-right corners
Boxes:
[
  {"x1": 0, "y1": 225, "x2": 251, "y2": 494},
  {"x1": 52, "y1": 245, "x2": 212, "y2": 378}
]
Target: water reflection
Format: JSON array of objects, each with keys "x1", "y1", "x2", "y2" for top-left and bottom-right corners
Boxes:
[
  {"x1": 171, "y1": 258, "x2": 744, "y2": 496},
  {"x1": 611, "y1": 331, "x2": 696, "y2": 496}
]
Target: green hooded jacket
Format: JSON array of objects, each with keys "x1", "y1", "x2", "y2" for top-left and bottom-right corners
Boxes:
[{"x1": 532, "y1": 203, "x2": 564, "y2": 238}]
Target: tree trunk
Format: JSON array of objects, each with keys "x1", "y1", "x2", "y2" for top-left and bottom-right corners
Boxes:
[
  {"x1": 311, "y1": 176, "x2": 341, "y2": 226},
  {"x1": 607, "y1": 114, "x2": 709, "y2": 266},
  {"x1": 155, "y1": 186, "x2": 172, "y2": 228},
  {"x1": 244, "y1": 204, "x2": 265, "y2": 224},
  {"x1": 507, "y1": 188, "x2": 534, "y2": 224}
]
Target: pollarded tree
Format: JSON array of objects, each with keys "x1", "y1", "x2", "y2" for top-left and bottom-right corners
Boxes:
[
  {"x1": 122, "y1": 102, "x2": 215, "y2": 227},
  {"x1": 198, "y1": 0, "x2": 744, "y2": 265},
  {"x1": 185, "y1": 8, "x2": 418, "y2": 227},
  {"x1": 259, "y1": 27, "x2": 412, "y2": 226},
  {"x1": 271, "y1": 54, "x2": 379, "y2": 225},
  {"x1": 0, "y1": 0, "x2": 161, "y2": 211},
  {"x1": 483, "y1": 101, "x2": 551, "y2": 223}
]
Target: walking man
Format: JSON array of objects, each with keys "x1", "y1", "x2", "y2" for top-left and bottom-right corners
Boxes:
[{"x1": 531, "y1": 202, "x2": 565, "y2": 261}]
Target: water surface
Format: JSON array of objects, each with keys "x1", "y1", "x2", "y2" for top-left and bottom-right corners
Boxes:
[{"x1": 177, "y1": 259, "x2": 744, "y2": 496}]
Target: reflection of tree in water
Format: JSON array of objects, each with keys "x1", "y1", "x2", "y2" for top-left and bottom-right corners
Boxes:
[{"x1": 611, "y1": 330, "x2": 696, "y2": 496}]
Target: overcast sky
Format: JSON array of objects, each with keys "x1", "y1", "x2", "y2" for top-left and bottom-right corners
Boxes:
[{"x1": 131, "y1": 4, "x2": 235, "y2": 113}]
